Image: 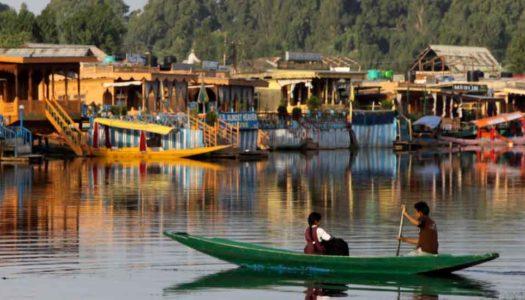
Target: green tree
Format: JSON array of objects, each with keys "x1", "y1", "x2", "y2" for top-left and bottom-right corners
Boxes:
[
  {"x1": 124, "y1": 0, "x2": 220, "y2": 61},
  {"x1": 507, "y1": 32, "x2": 525, "y2": 73},
  {"x1": 0, "y1": 4, "x2": 38, "y2": 47},
  {"x1": 37, "y1": 0, "x2": 128, "y2": 54}
]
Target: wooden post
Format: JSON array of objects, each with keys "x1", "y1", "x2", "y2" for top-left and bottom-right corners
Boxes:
[
  {"x1": 64, "y1": 70, "x2": 69, "y2": 101},
  {"x1": 28, "y1": 69, "x2": 33, "y2": 101},
  {"x1": 40, "y1": 70, "x2": 45, "y2": 100},
  {"x1": 51, "y1": 70, "x2": 55, "y2": 100},
  {"x1": 77, "y1": 71, "x2": 81, "y2": 101},
  {"x1": 324, "y1": 78, "x2": 328, "y2": 105},
  {"x1": 141, "y1": 80, "x2": 146, "y2": 111},
  {"x1": 3, "y1": 81, "x2": 8, "y2": 102},
  {"x1": 14, "y1": 67, "x2": 19, "y2": 101},
  {"x1": 44, "y1": 69, "x2": 49, "y2": 100},
  {"x1": 215, "y1": 85, "x2": 220, "y2": 112}
]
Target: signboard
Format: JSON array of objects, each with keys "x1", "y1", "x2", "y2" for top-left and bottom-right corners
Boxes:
[
  {"x1": 219, "y1": 112, "x2": 259, "y2": 129},
  {"x1": 445, "y1": 84, "x2": 488, "y2": 93}
]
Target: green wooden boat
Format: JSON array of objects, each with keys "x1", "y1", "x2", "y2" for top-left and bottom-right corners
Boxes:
[{"x1": 164, "y1": 231, "x2": 499, "y2": 275}]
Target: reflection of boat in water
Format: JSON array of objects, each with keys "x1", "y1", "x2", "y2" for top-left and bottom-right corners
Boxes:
[
  {"x1": 164, "y1": 267, "x2": 497, "y2": 298},
  {"x1": 165, "y1": 232, "x2": 498, "y2": 275},
  {"x1": 88, "y1": 157, "x2": 225, "y2": 171},
  {"x1": 88, "y1": 117, "x2": 231, "y2": 159}
]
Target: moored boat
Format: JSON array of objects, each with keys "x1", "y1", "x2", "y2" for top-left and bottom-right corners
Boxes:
[
  {"x1": 164, "y1": 231, "x2": 498, "y2": 275},
  {"x1": 439, "y1": 112, "x2": 525, "y2": 147},
  {"x1": 88, "y1": 117, "x2": 231, "y2": 159}
]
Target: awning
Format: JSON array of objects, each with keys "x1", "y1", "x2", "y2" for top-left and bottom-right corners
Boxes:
[
  {"x1": 94, "y1": 118, "x2": 174, "y2": 135},
  {"x1": 413, "y1": 116, "x2": 442, "y2": 130},
  {"x1": 103, "y1": 81, "x2": 142, "y2": 88},
  {"x1": 471, "y1": 112, "x2": 524, "y2": 128}
]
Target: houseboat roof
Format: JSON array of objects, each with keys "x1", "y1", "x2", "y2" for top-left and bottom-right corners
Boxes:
[
  {"x1": 411, "y1": 44, "x2": 502, "y2": 74},
  {"x1": 240, "y1": 53, "x2": 362, "y2": 73},
  {"x1": 94, "y1": 118, "x2": 174, "y2": 135},
  {"x1": 0, "y1": 44, "x2": 101, "y2": 64},
  {"x1": 236, "y1": 69, "x2": 366, "y2": 81},
  {"x1": 81, "y1": 64, "x2": 197, "y2": 81}
]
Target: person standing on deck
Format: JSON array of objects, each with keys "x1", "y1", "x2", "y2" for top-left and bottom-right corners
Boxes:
[
  {"x1": 304, "y1": 212, "x2": 332, "y2": 255},
  {"x1": 397, "y1": 202, "x2": 439, "y2": 255}
]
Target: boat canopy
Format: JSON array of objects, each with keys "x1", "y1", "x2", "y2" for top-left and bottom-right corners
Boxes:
[
  {"x1": 94, "y1": 118, "x2": 174, "y2": 135},
  {"x1": 413, "y1": 116, "x2": 442, "y2": 130},
  {"x1": 471, "y1": 112, "x2": 524, "y2": 128}
]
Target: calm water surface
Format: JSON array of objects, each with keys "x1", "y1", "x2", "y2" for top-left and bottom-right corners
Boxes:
[{"x1": 0, "y1": 149, "x2": 524, "y2": 299}]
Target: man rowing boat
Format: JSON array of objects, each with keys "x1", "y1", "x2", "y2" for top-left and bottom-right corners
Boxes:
[{"x1": 397, "y1": 201, "x2": 439, "y2": 256}]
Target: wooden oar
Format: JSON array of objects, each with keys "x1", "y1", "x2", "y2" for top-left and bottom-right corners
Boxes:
[{"x1": 396, "y1": 204, "x2": 406, "y2": 257}]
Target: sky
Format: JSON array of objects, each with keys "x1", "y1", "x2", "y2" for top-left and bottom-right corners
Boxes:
[{"x1": 0, "y1": 0, "x2": 148, "y2": 13}]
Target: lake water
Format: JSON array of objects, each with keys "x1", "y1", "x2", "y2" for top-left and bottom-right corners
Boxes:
[{"x1": 1, "y1": 149, "x2": 524, "y2": 299}]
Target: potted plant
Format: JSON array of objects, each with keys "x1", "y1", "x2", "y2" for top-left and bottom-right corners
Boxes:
[
  {"x1": 205, "y1": 111, "x2": 218, "y2": 126},
  {"x1": 306, "y1": 95, "x2": 321, "y2": 112},
  {"x1": 277, "y1": 104, "x2": 288, "y2": 120},
  {"x1": 292, "y1": 107, "x2": 302, "y2": 121}
]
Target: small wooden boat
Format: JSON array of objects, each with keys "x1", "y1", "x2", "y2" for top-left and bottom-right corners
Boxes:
[
  {"x1": 439, "y1": 112, "x2": 525, "y2": 147},
  {"x1": 164, "y1": 232, "x2": 498, "y2": 275},
  {"x1": 88, "y1": 117, "x2": 231, "y2": 159}
]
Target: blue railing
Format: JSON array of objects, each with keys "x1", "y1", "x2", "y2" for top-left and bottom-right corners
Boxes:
[
  {"x1": 0, "y1": 125, "x2": 16, "y2": 140},
  {"x1": 0, "y1": 125, "x2": 32, "y2": 145},
  {"x1": 15, "y1": 127, "x2": 33, "y2": 145}
]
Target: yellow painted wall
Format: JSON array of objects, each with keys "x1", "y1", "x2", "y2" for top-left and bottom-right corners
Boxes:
[{"x1": 38, "y1": 78, "x2": 112, "y2": 106}]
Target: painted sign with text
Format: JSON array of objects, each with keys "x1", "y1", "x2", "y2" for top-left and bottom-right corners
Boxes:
[{"x1": 219, "y1": 112, "x2": 259, "y2": 129}]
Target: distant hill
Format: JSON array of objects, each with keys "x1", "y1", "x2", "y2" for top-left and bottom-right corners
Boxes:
[{"x1": 1, "y1": 0, "x2": 525, "y2": 72}]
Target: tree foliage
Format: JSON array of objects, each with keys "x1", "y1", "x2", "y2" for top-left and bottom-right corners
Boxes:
[
  {"x1": 0, "y1": 0, "x2": 523, "y2": 72},
  {"x1": 0, "y1": 4, "x2": 38, "y2": 47},
  {"x1": 36, "y1": 0, "x2": 128, "y2": 54}
]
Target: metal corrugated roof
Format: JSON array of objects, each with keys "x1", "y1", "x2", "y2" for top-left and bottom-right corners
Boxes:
[
  {"x1": 428, "y1": 45, "x2": 501, "y2": 73},
  {"x1": 0, "y1": 47, "x2": 91, "y2": 58},
  {"x1": 24, "y1": 43, "x2": 107, "y2": 60}
]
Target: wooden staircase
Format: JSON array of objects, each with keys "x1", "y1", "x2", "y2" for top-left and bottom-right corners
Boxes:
[
  {"x1": 44, "y1": 99, "x2": 89, "y2": 156},
  {"x1": 257, "y1": 129, "x2": 270, "y2": 150},
  {"x1": 188, "y1": 115, "x2": 240, "y2": 147},
  {"x1": 216, "y1": 119, "x2": 240, "y2": 147},
  {"x1": 189, "y1": 115, "x2": 218, "y2": 147}
]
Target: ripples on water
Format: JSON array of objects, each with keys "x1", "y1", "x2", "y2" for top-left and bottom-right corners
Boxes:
[{"x1": 0, "y1": 149, "x2": 525, "y2": 299}]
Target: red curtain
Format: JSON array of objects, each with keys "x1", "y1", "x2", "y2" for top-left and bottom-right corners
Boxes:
[
  {"x1": 104, "y1": 126, "x2": 112, "y2": 148},
  {"x1": 139, "y1": 131, "x2": 147, "y2": 152},
  {"x1": 92, "y1": 122, "x2": 99, "y2": 149}
]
